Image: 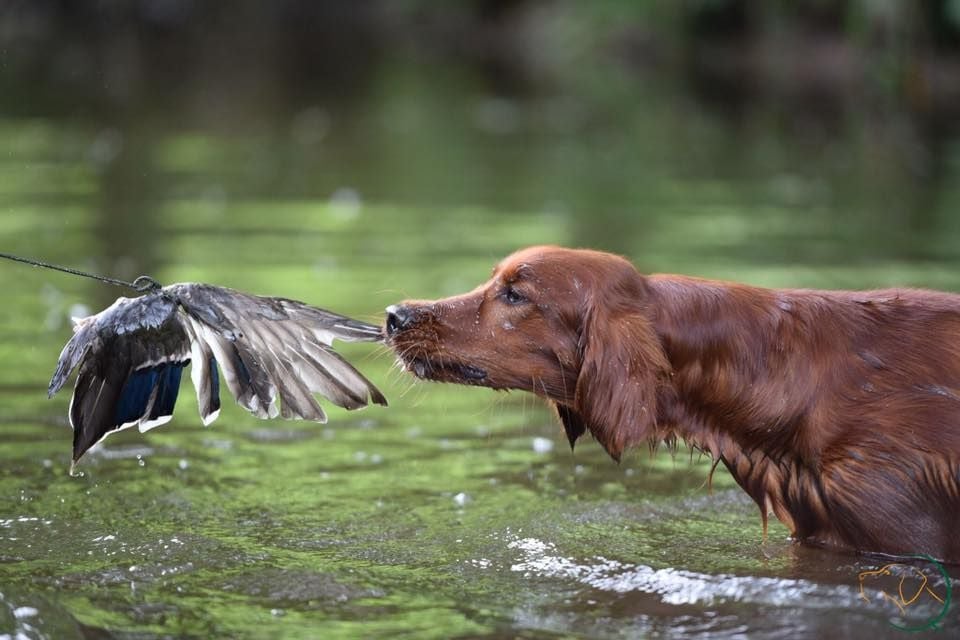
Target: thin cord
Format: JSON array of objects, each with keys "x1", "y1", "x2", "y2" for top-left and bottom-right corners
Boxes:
[{"x1": 0, "y1": 251, "x2": 162, "y2": 293}]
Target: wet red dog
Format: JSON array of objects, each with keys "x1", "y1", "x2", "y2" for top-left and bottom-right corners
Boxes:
[{"x1": 386, "y1": 246, "x2": 960, "y2": 562}]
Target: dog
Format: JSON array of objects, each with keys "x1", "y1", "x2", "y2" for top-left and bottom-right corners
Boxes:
[{"x1": 385, "y1": 245, "x2": 960, "y2": 562}]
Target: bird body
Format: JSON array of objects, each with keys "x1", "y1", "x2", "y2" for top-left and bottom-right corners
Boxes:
[{"x1": 48, "y1": 283, "x2": 386, "y2": 466}]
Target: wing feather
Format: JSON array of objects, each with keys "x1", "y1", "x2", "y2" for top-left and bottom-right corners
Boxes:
[
  {"x1": 171, "y1": 283, "x2": 387, "y2": 419},
  {"x1": 181, "y1": 318, "x2": 221, "y2": 425}
]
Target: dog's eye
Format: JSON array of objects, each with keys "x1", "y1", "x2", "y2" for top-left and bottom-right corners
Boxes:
[{"x1": 501, "y1": 286, "x2": 526, "y2": 305}]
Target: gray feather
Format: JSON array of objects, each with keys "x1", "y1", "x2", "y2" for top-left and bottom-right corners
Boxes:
[{"x1": 170, "y1": 283, "x2": 387, "y2": 414}]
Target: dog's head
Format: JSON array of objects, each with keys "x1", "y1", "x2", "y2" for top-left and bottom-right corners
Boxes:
[{"x1": 385, "y1": 246, "x2": 669, "y2": 459}]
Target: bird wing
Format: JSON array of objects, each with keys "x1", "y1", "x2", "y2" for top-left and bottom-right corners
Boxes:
[
  {"x1": 168, "y1": 283, "x2": 387, "y2": 424},
  {"x1": 49, "y1": 283, "x2": 386, "y2": 465},
  {"x1": 48, "y1": 292, "x2": 192, "y2": 464}
]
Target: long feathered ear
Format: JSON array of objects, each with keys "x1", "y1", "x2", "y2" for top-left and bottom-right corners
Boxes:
[{"x1": 572, "y1": 298, "x2": 670, "y2": 462}]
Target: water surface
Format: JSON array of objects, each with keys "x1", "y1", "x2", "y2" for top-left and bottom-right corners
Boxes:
[{"x1": 2, "y1": 60, "x2": 960, "y2": 639}]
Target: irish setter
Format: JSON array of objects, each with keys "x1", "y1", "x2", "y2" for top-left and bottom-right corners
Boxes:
[{"x1": 385, "y1": 246, "x2": 960, "y2": 562}]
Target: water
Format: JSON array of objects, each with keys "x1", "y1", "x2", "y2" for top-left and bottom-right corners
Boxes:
[{"x1": 2, "y1": 59, "x2": 960, "y2": 639}]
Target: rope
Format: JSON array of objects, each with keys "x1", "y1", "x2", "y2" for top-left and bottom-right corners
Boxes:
[{"x1": 0, "y1": 251, "x2": 162, "y2": 293}]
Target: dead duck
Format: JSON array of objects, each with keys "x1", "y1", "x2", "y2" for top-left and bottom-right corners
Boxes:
[{"x1": 48, "y1": 281, "x2": 386, "y2": 468}]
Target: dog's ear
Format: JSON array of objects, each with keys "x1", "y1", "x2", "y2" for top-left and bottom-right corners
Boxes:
[{"x1": 573, "y1": 300, "x2": 669, "y2": 462}]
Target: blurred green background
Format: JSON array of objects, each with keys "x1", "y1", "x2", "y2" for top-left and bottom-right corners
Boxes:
[{"x1": 2, "y1": 2, "x2": 960, "y2": 638}]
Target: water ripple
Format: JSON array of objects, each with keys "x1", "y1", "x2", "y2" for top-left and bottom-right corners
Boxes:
[{"x1": 505, "y1": 537, "x2": 860, "y2": 609}]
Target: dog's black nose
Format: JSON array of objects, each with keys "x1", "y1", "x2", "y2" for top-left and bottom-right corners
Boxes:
[{"x1": 385, "y1": 304, "x2": 415, "y2": 336}]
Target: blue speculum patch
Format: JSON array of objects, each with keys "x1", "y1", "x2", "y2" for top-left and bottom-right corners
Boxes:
[
  {"x1": 114, "y1": 362, "x2": 187, "y2": 426},
  {"x1": 150, "y1": 363, "x2": 185, "y2": 420}
]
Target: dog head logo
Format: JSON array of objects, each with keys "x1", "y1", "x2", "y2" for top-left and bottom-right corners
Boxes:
[{"x1": 858, "y1": 554, "x2": 951, "y2": 632}]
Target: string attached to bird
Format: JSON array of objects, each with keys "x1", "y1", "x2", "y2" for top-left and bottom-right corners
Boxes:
[
  {"x1": 1, "y1": 250, "x2": 387, "y2": 475},
  {"x1": 0, "y1": 251, "x2": 163, "y2": 293}
]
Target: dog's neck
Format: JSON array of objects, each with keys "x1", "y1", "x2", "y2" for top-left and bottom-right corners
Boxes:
[
  {"x1": 644, "y1": 275, "x2": 832, "y2": 540},
  {"x1": 645, "y1": 274, "x2": 810, "y2": 440}
]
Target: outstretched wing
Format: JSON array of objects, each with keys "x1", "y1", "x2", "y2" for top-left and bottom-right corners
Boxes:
[
  {"x1": 168, "y1": 283, "x2": 387, "y2": 423},
  {"x1": 49, "y1": 284, "x2": 387, "y2": 465},
  {"x1": 48, "y1": 292, "x2": 191, "y2": 464}
]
